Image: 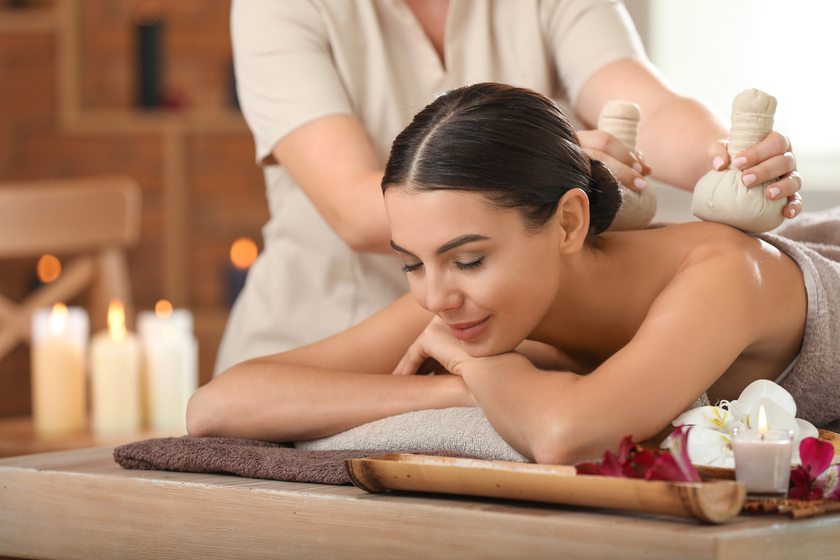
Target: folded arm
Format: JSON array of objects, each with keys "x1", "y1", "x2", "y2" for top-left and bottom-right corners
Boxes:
[{"x1": 187, "y1": 294, "x2": 477, "y2": 442}]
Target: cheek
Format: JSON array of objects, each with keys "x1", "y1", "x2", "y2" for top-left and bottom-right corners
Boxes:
[
  {"x1": 494, "y1": 252, "x2": 557, "y2": 326},
  {"x1": 406, "y1": 276, "x2": 428, "y2": 310}
]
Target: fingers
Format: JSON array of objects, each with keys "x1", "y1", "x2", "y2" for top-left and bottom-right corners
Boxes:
[
  {"x1": 732, "y1": 131, "x2": 791, "y2": 170},
  {"x1": 578, "y1": 129, "x2": 649, "y2": 193},
  {"x1": 762, "y1": 170, "x2": 803, "y2": 205},
  {"x1": 392, "y1": 343, "x2": 427, "y2": 376},
  {"x1": 740, "y1": 152, "x2": 797, "y2": 189},
  {"x1": 706, "y1": 139, "x2": 730, "y2": 171},
  {"x1": 733, "y1": 131, "x2": 797, "y2": 187},
  {"x1": 729, "y1": 131, "x2": 801, "y2": 217},
  {"x1": 784, "y1": 191, "x2": 803, "y2": 220}
]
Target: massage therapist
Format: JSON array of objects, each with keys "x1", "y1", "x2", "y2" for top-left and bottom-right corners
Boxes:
[{"x1": 214, "y1": 0, "x2": 802, "y2": 374}]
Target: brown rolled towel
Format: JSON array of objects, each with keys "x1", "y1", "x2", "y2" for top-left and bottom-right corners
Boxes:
[{"x1": 114, "y1": 436, "x2": 477, "y2": 484}]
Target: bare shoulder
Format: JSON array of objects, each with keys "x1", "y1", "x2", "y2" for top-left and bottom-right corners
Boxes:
[
  {"x1": 646, "y1": 222, "x2": 806, "y2": 343},
  {"x1": 670, "y1": 222, "x2": 801, "y2": 281}
]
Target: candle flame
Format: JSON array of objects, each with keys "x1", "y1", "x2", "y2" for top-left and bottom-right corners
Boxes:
[
  {"x1": 758, "y1": 405, "x2": 768, "y2": 435},
  {"x1": 48, "y1": 302, "x2": 68, "y2": 336},
  {"x1": 108, "y1": 300, "x2": 126, "y2": 342},
  {"x1": 230, "y1": 237, "x2": 258, "y2": 271},
  {"x1": 37, "y1": 254, "x2": 62, "y2": 283},
  {"x1": 155, "y1": 299, "x2": 173, "y2": 319}
]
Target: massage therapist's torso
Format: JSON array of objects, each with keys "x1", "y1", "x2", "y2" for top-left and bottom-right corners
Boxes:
[{"x1": 531, "y1": 221, "x2": 807, "y2": 405}]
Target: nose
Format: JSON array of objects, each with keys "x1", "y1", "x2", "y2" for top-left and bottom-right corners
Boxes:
[{"x1": 422, "y1": 271, "x2": 463, "y2": 315}]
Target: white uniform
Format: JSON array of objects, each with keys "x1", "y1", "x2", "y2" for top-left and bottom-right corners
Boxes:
[{"x1": 216, "y1": 0, "x2": 647, "y2": 374}]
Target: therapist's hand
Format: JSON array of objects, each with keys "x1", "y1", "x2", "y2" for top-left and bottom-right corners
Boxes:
[
  {"x1": 577, "y1": 129, "x2": 651, "y2": 194},
  {"x1": 706, "y1": 131, "x2": 803, "y2": 219}
]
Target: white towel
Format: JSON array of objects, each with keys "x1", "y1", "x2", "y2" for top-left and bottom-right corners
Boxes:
[{"x1": 296, "y1": 407, "x2": 530, "y2": 462}]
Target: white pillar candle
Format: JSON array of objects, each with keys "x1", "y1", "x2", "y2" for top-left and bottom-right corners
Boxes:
[
  {"x1": 30, "y1": 303, "x2": 89, "y2": 437},
  {"x1": 90, "y1": 300, "x2": 142, "y2": 437},
  {"x1": 732, "y1": 407, "x2": 794, "y2": 497},
  {"x1": 137, "y1": 300, "x2": 198, "y2": 433}
]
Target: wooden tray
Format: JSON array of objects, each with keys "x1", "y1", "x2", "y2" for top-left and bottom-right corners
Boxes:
[{"x1": 344, "y1": 454, "x2": 746, "y2": 524}]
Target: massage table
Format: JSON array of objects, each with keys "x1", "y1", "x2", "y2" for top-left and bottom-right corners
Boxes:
[{"x1": 2, "y1": 446, "x2": 840, "y2": 559}]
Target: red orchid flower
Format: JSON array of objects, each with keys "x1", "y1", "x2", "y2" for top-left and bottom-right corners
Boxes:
[
  {"x1": 576, "y1": 426, "x2": 702, "y2": 483},
  {"x1": 789, "y1": 437, "x2": 839, "y2": 500}
]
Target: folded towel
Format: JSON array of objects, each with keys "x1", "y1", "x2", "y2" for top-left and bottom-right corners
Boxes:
[
  {"x1": 296, "y1": 396, "x2": 711, "y2": 461},
  {"x1": 759, "y1": 206, "x2": 840, "y2": 431},
  {"x1": 113, "y1": 437, "x2": 476, "y2": 484},
  {"x1": 296, "y1": 407, "x2": 530, "y2": 462}
]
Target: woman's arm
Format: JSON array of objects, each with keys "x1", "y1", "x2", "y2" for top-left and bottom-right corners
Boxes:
[
  {"x1": 187, "y1": 294, "x2": 477, "y2": 441},
  {"x1": 232, "y1": 0, "x2": 393, "y2": 253},
  {"x1": 272, "y1": 114, "x2": 393, "y2": 253}
]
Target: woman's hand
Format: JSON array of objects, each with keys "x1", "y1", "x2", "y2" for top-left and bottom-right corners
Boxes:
[
  {"x1": 392, "y1": 316, "x2": 474, "y2": 376},
  {"x1": 577, "y1": 130, "x2": 652, "y2": 193},
  {"x1": 707, "y1": 131, "x2": 803, "y2": 219}
]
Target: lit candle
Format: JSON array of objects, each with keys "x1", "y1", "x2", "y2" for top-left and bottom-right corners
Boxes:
[
  {"x1": 90, "y1": 300, "x2": 142, "y2": 436},
  {"x1": 137, "y1": 300, "x2": 198, "y2": 433},
  {"x1": 227, "y1": 236, "x2": 258, "y2": 305},
  {"x1": 30, "y1": 303, "x2": 89, "y2": 437},
  {"x1": 732, "y1": 405, "x2": 794, "y2": 498}
]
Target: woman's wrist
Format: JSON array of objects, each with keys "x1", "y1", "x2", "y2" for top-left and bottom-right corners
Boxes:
[
  {"x1": 457, "y1": 352, "x2": 533, "y2": 383},
  {"x1": 440, "y1": 373, "x2": 480, "y2": 408}
]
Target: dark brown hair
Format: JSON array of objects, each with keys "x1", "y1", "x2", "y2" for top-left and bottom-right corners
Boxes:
[{"x1": 382, "y1": 83, "x2": 621, "y2": 235}]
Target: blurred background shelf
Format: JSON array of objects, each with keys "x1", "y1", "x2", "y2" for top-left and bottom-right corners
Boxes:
[
  {"x1": 0, "y1": 415, "x2": 182, "y2": 458},
  {"x1": 0, "y1": 0, "x2": 268, "y2": 442}
]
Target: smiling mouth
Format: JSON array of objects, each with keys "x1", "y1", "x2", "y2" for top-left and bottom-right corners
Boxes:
[{"x1": 448, "y1": 316, "x2": 490, "y2": 342}]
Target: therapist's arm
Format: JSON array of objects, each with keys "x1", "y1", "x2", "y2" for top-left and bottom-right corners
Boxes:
[
  {"x1": 576, "y1": 58, "x2": 802, "y2": 218},
  {"x1": 272, "y1": 114, "x2": 393, "y2": 253}
]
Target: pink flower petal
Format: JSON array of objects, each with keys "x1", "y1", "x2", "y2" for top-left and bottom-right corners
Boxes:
[
  {"x1": 617, "y1": 435, "x2": 635, "y2": 464},
  {"x1": 666, "y1": 425, "x2": 702, "y2": 483},
  {"x1": 800, "y1": 437, "x2": 834, "y2": 476},
  {"x1": 646, "y1": 454, "x2": 693, "y2": 482}
]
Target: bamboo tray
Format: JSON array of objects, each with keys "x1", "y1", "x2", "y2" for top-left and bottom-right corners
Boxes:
[{"x1": 344, "y1": 454, "x2": 746, "y2": 524}]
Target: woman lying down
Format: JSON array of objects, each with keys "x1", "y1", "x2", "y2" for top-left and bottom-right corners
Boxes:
[{"x1": 188, "y1": 83, "x2": 840, "y2": 465}]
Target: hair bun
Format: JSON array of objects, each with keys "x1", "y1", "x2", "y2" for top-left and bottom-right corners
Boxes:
[{"x1": 586, "y1": 159, "x2": 622, "y2": 235}]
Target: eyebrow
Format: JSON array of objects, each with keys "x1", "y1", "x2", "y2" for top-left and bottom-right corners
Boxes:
[{"x1": 390, "y1": 234, "x2": 490, "y2": 257}]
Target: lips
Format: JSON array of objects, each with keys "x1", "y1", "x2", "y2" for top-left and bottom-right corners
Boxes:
[{"x1": 447, "y1": 316, "x2": 490, "y2": 342}]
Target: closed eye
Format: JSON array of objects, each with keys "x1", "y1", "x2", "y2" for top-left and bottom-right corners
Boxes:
[
  {"x1": 402, "y1": 262, "x2": 423, "y2": 273},
  {"x1": 456, "y1": 256, "x2": 484, "y2": 270}
]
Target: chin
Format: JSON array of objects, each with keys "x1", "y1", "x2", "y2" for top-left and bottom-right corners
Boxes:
[{"x1": 461, "y1": 337, "x2": 522, "y2": 358}]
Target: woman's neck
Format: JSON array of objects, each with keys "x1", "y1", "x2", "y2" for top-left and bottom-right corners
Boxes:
[{"x1": 529, "y1": 232, "x2": 673, "y2": 365}]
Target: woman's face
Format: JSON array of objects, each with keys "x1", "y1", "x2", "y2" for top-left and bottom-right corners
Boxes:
[{"x1": 385, "y1": 188, "x2": 562, "y2": 357}]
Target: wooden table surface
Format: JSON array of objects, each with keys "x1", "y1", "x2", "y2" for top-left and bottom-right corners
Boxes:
[
  {"x1": 2, "y1": 446, "x2": 840, "y2": 560},
  {"x1": 0, "y1": 415, "x2": 187, "y2": 459}
]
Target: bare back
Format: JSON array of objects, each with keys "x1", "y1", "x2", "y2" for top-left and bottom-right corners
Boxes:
[{"x1": 536, "y1": 221, "x2": 807, "y2": 405}]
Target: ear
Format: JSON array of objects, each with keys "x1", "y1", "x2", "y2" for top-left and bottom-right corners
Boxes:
[{"x1": 555, "y1": 188, "x2": 590, "y2": 254}]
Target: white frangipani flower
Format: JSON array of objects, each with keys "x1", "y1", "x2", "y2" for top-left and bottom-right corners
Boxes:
[{"x1": 663, "y1": 380, "x2": 818, "y2": 467}]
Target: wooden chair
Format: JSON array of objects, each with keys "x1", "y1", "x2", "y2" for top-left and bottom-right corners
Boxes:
[{"x1": 0, "y1": 176, "x2": 141, "y2": 360}]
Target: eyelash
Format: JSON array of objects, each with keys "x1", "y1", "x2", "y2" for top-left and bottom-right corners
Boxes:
[
  {"x1": 456, "y1": 256, "x2": 484, "y2": 270},
  {"x1": 402, "y1": 256, "x2": 484, "y2": 273},
  {"x1": 402, "y1": 263, "x2": 422, "y2": 273}
]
